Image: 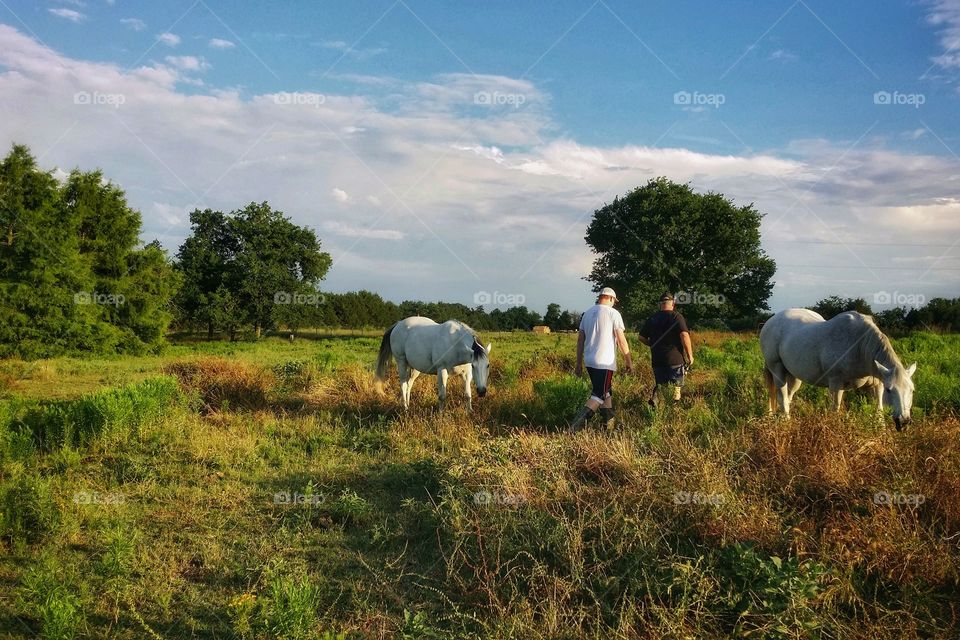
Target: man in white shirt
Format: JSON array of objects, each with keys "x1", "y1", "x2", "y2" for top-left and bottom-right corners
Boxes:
[{"x1": 570, "y1": 287, "x2": 634, "y2": 432}]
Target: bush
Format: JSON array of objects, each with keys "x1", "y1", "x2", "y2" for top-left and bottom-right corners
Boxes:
[
  {"x1": 15, "y1": 376, "x2": 180, "y2": 451},
  {"x1": 532, "y1": 375, "x2": 590, "y2": 425},
  {"x1": 1, "y1": 471, "x2": 60, "y2": 545},
  {"x1": 164, "y1": 358, "x2": 273, "y2": 412}
]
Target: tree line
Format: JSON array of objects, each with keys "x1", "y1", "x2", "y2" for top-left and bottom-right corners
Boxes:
[{"x1": 1, "y1": 144, "x2": 956, "y2": 358}]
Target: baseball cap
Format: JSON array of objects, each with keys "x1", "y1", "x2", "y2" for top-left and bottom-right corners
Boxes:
[
  {"x1": 659, "y1": 292, "x2": 675, "y2": 302},
  {"x1": 599, "y1": 287, "x2": 618, "y2": 300}
]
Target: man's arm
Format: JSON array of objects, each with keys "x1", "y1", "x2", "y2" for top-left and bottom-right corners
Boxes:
[
  {"x1": 615, "y1": 329, "x2": 634, "y2": 373},
  {"x1": 637, "y1": 335, "x2": 650, "y2": 346},
  {"x1": 575, "y1": 330, "x2": 585, "y2": 376},
  {"x1": 680, "y1": 331, "x2": 693, "y2": 365}
]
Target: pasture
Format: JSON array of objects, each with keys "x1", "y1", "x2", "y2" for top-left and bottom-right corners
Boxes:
[{"x1": 1, "y1": 330, "x2": 958, "y2": 639}]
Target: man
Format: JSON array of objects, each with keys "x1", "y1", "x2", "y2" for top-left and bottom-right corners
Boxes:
[
  {"x1": 570, "y1": 287, "x2": 634, "y2": 432},
  {"x1": 638, "y1": 292, "x2": 694, "y2": 405}
]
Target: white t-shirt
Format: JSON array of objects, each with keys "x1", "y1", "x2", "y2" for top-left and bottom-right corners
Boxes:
[{"x1": 579, "y1": 304, "x2": 626, "y2": 371}]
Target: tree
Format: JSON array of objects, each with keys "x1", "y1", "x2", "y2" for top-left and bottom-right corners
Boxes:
[
  {"x1": 811, "y1": 296, "x2": 873, "y2": 320},
  {"x1": 175, "y1": 202, "x2": 332, "y2": 338},
  {"x1": 0, "y1": 144, "x2": 177, "y2": 357},
  {"x1": 543, "y1": 303, "x2": 561, "y2": 329},
  {"x1": 584, "y1": 178, "x2": 776, "y2": 325}
]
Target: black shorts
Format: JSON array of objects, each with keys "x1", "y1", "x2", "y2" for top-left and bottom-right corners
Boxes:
[
  {"x1": 653, "y1": 365, "x2": 685, "y2": 386},
  {"x1": 586, "y1": 367, "x2": 613, "y2": 401}
]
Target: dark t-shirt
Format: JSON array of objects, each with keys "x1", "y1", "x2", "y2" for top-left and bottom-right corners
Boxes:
[{"x1": 639, "y1": 310, "x2": 689, "y2": 367}]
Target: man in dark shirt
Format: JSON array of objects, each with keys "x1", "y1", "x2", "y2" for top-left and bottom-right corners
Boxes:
[{"x1": 638, "y1": 292, "x2": 694, "y2": 405}]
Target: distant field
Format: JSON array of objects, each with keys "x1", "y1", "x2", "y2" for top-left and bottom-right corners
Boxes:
[{"x1": 1, "y1": 330, "x2": 958, "y2": 639}]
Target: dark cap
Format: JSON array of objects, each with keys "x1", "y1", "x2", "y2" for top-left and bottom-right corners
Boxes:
[{"x1": 659, "y1": 292, "x2": 675, "y2": 302}]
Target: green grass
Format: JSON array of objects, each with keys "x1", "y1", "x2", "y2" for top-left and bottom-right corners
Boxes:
[{"x1": 0, "y1": 330, "x2": 957, "y2": 638}]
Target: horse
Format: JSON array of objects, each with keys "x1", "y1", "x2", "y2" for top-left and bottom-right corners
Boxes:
[
  {"x1": 375, "y1": 316, "x2": 492, "y2": 410},
  {"x1": 760, "y1": 309, "x2": 917, "y2": 429}
]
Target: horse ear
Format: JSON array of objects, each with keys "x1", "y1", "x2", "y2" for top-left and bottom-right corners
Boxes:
[
  {"x1": 906, "y1": 362, "x2": 917, "y2": 377},
  {"x1": 485, "y1": 343, "x2": 492, "y2": 355},
  {"x1": 874, "y1": 360, "x2": 891, "y2": 377}
]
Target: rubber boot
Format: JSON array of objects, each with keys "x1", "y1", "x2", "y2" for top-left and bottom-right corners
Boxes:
[
  {"x1": 567, "y1": 405, "x2": 595, "y2": 433},
  {"x1": 599, "y1": 407, "x2": 616, "y2": 429}
]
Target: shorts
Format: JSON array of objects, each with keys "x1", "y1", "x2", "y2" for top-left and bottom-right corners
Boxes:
[
  {"x1": 653, "y1": 365, "x2": 685, "y2": 386},
  {"x1": 586, "y1": 367, "x2": 613, "y2": 402}
]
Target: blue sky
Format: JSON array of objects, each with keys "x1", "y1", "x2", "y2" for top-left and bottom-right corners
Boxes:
[{"x1": 1, "y1": 0, "x2": 958, "y2": 314}]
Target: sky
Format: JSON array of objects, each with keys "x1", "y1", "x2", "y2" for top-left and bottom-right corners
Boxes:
[{"x1": 0, "y1": 0, "x2": 958, "y2": 315}]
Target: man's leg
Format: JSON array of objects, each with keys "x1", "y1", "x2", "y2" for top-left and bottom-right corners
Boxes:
[
  {"x1": 598, "y1": 370, "x2": 616, "y2": 428},
  {"x1": 569, "y1": 368, "x2": 606, "y2": 432}
]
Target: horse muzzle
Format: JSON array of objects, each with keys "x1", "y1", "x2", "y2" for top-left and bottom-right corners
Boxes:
[
  {"x1": 477, "y1": 388, "x2": 487, "y2": 398},
  {"x1": 894, "y1": 416, "x2": 911, "y2": 431}
]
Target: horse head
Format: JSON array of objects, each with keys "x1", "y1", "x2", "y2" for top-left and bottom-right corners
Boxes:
[
  {"x1": 874, "y1": 359, "x2": 917, "y2": 430},
  {"x1": 472, "y1": 339, "x2": 492, "y2": 397}
]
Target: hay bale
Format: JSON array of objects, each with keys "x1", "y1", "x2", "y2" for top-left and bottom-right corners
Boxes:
[{"x1": 532, "y1": 325, "x2": 551, "y2": 334}]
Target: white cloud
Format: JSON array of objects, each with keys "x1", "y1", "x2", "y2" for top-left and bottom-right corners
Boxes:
[
  {"x1": 156, "y1": 32, "x2": 180, "y2": 47},
  {"x1": 49, "y1": 8, "x2": 86, "y2": 22},
  {"x1": 0, "y1": 24, "x2": 956, "y2": 311},
  {"x1": 324, "y1": 220, "x2": 403, "y2": 240},
  {"x1": 208, "y1": 38, "x2": 235, "y2": 49},
  {"x1": 331, "y1": 188, "x2": 350, "y2": 203},
  {"x1": 317, "y1": 39, "x2": 387, "y2": 60},
  {"x1": 120, "y1": 18, "x2": 146, "y2": 31},
  {"x1": 164, "y1": 56, "x2": 211, "y2": 72},
  {"x1": 925, "y1": 0, "x2": 960, "y2": 69}
]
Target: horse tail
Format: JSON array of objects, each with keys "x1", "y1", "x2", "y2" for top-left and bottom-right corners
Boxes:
[
  {"x1": 374, "y1": 324, "x2": 395, "y2": 393},
  {"x1": 763, "y1": 366, "x2": 776, "y2": 414}
]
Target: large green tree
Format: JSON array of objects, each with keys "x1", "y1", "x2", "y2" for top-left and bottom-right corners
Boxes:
[
  {"x1": 585, "y1": 178, "x2": 776, "y2": 324},
  {"x1": 0, "y1": 144, "x2": 178, "y2": 357},
  {"x1": 175, "y1": 202, "x2": 332, "y2": 338}
]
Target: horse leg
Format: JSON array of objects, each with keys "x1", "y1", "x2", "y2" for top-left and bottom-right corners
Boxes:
[
  {"x1": 436, "y1": 368, "x2": 449, "y2": 411},
  {"x1": 770, "y1": 364, "x2": 791, "y2": 417},
  {"x1": 764, "y1": 367, "x2": 777, "y2": 414},
  {"x1": 786, "y1": 374, "x2": 802, "y2": 406},
  {"x1": 407, "y1": 369, "x2": 420, "y2": 407},
  {"x1": 397, "y1": 359, "x2": 410, "y2": 410},
  {"x1": 462, "y1": 366, "x2": 473, "y2": 411},
  {"x1": 828, "y1": 381, "x2": 845, "y2": 413}
]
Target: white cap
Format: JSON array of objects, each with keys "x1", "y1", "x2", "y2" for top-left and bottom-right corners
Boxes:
[{"x1": 599, "y1": 287, "x2": 618, "y2": 301}]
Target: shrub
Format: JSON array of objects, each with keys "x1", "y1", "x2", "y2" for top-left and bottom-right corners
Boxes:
[
  {"x1": 164, "y1": 358, "x2": 273, "y2": 413},
  {"x1": 16, "y1": 376, "x2": 180, "y2": 451},
  {"x1": 1, "y1": 471, "x2": 60, "y2": 545},
  {"x1": 262, "y1": 573, "x2": 319, "y2": 640}
]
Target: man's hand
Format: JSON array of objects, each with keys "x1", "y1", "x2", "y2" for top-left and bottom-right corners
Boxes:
[
  {"x1": 574, "y1": 364, "x2": 583, "y2": 377},
  {"x1": 625, "y1": 361, "x2": 634, "y2": 374}
]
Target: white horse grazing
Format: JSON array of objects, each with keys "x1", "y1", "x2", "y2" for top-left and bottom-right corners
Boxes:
[
  {"x1": 760, "y1": 309, "x2": 917, "y2": 429},
  {"x1": 375, "y1": 316, "x2": 492, "y2": 410}
]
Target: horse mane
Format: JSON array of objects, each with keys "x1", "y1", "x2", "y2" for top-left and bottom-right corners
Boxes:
[{"x1": 855, "y1": 313, "x2": 902, "y2": 371}]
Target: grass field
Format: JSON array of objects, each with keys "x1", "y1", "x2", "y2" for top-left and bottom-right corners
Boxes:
[{"x1": 1, "y1": 330, "x2": 958, "y2": 639}]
